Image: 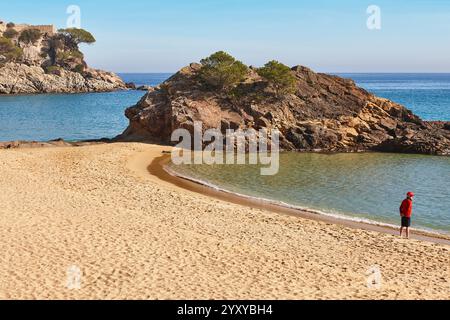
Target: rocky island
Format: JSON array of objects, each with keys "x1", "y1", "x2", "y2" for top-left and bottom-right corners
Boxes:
[
  {"x1": 121, "y1": 52, "x2": 450, "y2": 155},
  {"x1": 0, "y1": 20, "x2": 125, "y2": 94}
]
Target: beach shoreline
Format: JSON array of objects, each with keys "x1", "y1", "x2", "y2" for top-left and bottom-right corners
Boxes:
[
  {"x1": 0, "y1": 142, "x2": 449, "y2": 299},
  {"x1": 147, "y1": 153, "x2": 450, "y2": 245}
]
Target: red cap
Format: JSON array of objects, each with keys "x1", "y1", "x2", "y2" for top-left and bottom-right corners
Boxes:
[{"x1": 407, "y1": 192, "x2": 415, "y2": 198}]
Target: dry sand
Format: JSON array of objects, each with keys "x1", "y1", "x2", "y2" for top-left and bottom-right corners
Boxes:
[{"x1": 0, "y1": 143, "x2": 448, "y2": 300}]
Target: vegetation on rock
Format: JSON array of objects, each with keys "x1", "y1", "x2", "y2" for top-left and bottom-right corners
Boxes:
[
  {"x1": 18, "y1": 29, "x2": 42, "y2": 44},
  {"x1": 56, "y1": 50, "x2": 84, "y2": 61},
  {"x1": 55, "y1": 50, "x2": 85, "y2": 72},
  {"x1": 257, "y1": 60, "x2": 297, "y2": 96},
  {"x1": 36, "y1": 28, "x2": 93, "y2": 74},
  {"x1": 3, "y1": 28, "x2": 18, "y2": 39},
  {"x1": 58, "y1": 28, "x2": 96, "y2": 47},
  {"x1": 44, "y1": 65, "x2": 62, "y2": 75},
  {"x1": 198, "y1": 51, "x2": 248, "y2": 90},
  {"x1": 0, "y1": 37, "x2": 22, "y2": 64},
  {"x1": 42, "y1": 35, "x2": 65, "y2": 66},
  {"x1": 73, "y1": 64, "x2": 85, "y2": 73},
  {"x1": 0, "y1": 23, "x2": 95, "y2": 74}
]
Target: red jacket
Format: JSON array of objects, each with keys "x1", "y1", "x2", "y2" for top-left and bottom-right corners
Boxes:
[{"x1": 400, "y1": 199, "x2": 413, "y2": 218}]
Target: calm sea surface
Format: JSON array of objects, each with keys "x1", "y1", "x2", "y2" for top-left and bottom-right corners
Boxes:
[
  {"x1": 168, "y1": 153, "x2": 450, "y2": 234},
  {"x1": 339, "y1": 73, "x2": 450, "y2": 121},
  {"x1": 0, "y1": 73, "x2": 171, "y2": 141},
  {"x1": 1, "y1": 73, "x2": 449, "y2": 233}
]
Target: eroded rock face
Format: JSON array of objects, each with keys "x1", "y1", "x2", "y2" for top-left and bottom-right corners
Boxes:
[
  {"x1": 0, "y1": 62, "x2": 125, "y2": 94},
  {"x1": 120, "y1": 63, "x2": 450, "y2": 155}
]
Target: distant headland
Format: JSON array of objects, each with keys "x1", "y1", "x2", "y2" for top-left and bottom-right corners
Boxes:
[{"x1": 0, "y1": 19, "x2": 125, "y2": 94}]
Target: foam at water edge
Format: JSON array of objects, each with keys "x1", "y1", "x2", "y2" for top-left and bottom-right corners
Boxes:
[{"x1": 165, "y1": 165, "x2": 450, "y2": 237}]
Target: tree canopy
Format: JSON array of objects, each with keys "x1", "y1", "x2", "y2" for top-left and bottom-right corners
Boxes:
[
  {"x1": 3, "y1": 28, "x2": 18, "y2": 39},
  {"x1": 199, "y1": 51, "x2": 248, "y2": 90},
  {"x1": 58, "y1": 28, "x2": 96, "y2": 46},
  {"x1": 0, "y1": 37, "x2": 22, "y2": 63},
  {"x1": 257, "y1": 60, "x2": 297, "y2": 96},
  {"x1": 18, "y1": 29, "x2": 42, "y2": 44}
]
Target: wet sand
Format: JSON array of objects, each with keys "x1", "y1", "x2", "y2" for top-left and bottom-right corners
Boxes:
[{"x1": 0, "y1": 143, "x2": 449, "y2": 299}]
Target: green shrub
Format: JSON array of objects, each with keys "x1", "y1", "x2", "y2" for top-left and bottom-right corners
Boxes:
[
  {"x1": 18, "y1": 29, "x2": 42, "y2": 44},
  {"x1": 199, "y1": 51, "x2": 248, "y2": 90},
  {"x1": 70, "y1": 50, "x2": 83, "y2": 59},
  {"x1": 3, "y1": 28, "x2": 18, "y2": 39},
  {"x1": 229, "y1": 81, "x2": 269, "y2": 103},
  {"x1": 45, "y1": 65, "x2": 62, "y2": 75},
  {"x1": 43, "y1": 36, "x2": 65, "y2": 65},
  {"x1": 0, "y1": 37, "x2": 22, "y2": 62},
  {"x1": 6, "y1": 22, "x2": 15, "y2": 28},
  {"x1": 73, "y1": 64, "x2": 85, "y2": 73},
  {"x1": 257, "y1": 60, "x2": 297, "y2": 96},
  {"x1": 56, "y1": 50, "x2": 84, "y2": 62}
]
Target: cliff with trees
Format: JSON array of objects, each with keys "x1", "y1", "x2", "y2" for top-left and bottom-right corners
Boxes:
[{"x1": 0, "y1": 21, "x2": 125, "y2": 94}]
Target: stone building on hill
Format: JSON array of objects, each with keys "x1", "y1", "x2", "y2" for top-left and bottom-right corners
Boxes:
[{"x1": 0, "y1": 20, "x2": 57, "y2": 36}]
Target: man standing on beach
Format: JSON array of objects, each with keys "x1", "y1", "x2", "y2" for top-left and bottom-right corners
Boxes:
[{"x1": 400, "y1": 192, "x2": 414, "y2": 239}]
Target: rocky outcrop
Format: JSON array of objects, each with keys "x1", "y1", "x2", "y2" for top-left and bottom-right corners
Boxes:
[
  {"x1": 120, "y1": 63, "x2": 450, "y2": 155},
  {"x1": 124, "y1": 82, "x2": 152, "y2": 91},
  {"x1": 0, "y1": 22, "x2": 125, "y2": 94},
  {"x1": 0, "y1": 138, "x2": 109, "y2": 149},
  {"x1": 0, "y1": 62, "x2": 125, "y2": 94}
]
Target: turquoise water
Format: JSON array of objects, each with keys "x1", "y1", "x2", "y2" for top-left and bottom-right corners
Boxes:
[
  {"x1": 168, "y1": 153, "x2": 450, "y2": 234},
  {"x1": 0, "y1": 73, "x2": 171, "y2": 141},
  {"x1": 0, "y1": 91, "x2": 142, "y2": 141}
]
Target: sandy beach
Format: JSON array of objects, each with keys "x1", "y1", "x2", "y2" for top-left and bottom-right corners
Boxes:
[{"x1": 0, "y1": 143, "x2": 449, "y2": 300}]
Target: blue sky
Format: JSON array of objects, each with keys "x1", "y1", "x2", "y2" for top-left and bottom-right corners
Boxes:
[{"x1": 2, "y1": 0, "x2": 450, "y2": 72}]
